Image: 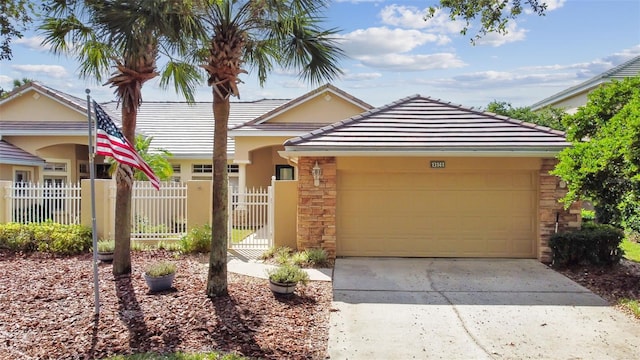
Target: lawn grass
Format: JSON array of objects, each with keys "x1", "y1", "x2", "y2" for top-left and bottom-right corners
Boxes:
[
  {"x1": 106, "y1": 352, "x2": 248, "y2": 360},
  {"x1": 230, "y1": 228, "x2": 254, "y2": 244},
  {"x1": 621, "y1": 238, "x2": 640, "y2": 262},
  {"x1": 619, "y1": 298, "x2": 640, "y2": 319}
]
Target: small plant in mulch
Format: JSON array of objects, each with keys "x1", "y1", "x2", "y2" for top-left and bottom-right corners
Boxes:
[
  {"x1": 97, "y1": 239, "x2": 115, "y2": 253},
  {"x1": 144, "y1": 261, "x2": 177, "y2": 278},
  {"x1": 260, "y1": 246, "x2": 332, "y2": 268},
  {"x1": 267, "y1": 263, "x2": 309, "y2": 286}
]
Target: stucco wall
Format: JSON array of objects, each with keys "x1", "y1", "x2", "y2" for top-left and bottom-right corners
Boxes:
[{"x1": 0, "y1": 90, "x2": 85, "y2": 121}]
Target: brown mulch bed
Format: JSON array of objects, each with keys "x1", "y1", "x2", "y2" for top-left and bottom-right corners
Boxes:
[
  {"x1": 554, "y1": 259, "x2": 640, "y2": 319},
  {"x1": 0, "y1": 250, "x2": 332, "y2": 359}
]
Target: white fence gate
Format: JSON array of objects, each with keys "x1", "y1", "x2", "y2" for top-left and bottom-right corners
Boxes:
[
  {"x1": 7, "y1": 182, "x2": 82, "y2": 225},
  {"x1": 228, "y1": 186, "x2": 273, "y2": 249},
  {"x1": 131, "y1": 181, "x2": 187, "y2": 241}
]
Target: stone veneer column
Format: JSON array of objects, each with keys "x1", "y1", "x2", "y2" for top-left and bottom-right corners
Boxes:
[
  {"x1": 538, "y1": 158, "x2": 581, "y2": 263},
  {"x1": 297, "y1": 157, "x2": 337, "y2": 259}
]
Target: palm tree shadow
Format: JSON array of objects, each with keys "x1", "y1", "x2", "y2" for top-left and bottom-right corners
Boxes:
[
  {"x1": 210, "y1": 295, "x2": 271, "y2": 358},
  {"x1": 115, "y1": 275, "x2": 150, "y2": 352}
]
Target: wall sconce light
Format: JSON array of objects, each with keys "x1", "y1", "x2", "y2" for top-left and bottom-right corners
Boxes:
[
  {"x1": 559, "y1": 180, "x2": 567, "y2": 189},
  {"x1": 312, "y1": 161, "x2": 322, "y2": 186}
]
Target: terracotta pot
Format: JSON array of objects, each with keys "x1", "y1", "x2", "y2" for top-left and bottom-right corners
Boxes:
[
  {"x1": 269, "y1": 279, "x2": 297, "y2": 295},
  {"x1": 143, "y1": 272, "x2": 176, "y2": 292}
]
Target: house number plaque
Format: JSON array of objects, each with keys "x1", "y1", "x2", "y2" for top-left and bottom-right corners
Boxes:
[{"x1": 430, "y1": 160, "x2": 446, "y2": 168}]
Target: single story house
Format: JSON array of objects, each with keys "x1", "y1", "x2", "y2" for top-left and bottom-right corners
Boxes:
[
  {"x1": 530, "y1": 55, "x2": 640, "y2": 113},
  {"x1": 279, "y1": 95, "x2": 581, "y2": 261},
  {"x1": 1, "y1": 82, "x2": 580, "y2": 262}
]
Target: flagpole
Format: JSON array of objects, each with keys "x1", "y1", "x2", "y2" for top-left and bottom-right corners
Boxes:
[{"x1": 86, "y1": 89, "x2": 100, "y2": 315}]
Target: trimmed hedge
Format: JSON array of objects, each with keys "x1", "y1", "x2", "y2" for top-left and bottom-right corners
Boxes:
[
  {"x1": 549, "y1": 222, "x2": 625, "y2": 266},
  {"x1": 0, "y1": 222, "x2": 92, "y2": 255}
]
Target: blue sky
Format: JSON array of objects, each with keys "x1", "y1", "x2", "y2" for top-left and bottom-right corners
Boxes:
[{"x1": 1, "y1": 0, "x2": 639, "y2": 109}]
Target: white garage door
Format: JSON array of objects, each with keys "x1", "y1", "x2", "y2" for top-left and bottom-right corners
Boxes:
[{"x1": 337, "y1": 171, "x2": 537, "y2": 258}]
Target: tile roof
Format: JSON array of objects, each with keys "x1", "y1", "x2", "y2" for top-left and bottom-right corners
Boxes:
[
  {"x1": 1, "y1": 121, "x2": 89, "y2": 135},
  {"x1": 101, "y1": 100, "x2": 288, "y2": 158},
  {"x1": 0, "y1": 140, "x2": 46, "y2": 166},
  {"x1": 531, "y1": 55, "x2": 640, "y2": 110},
  {"x1": 284, "y1": 95, "x2": 569, "y2": 154}
]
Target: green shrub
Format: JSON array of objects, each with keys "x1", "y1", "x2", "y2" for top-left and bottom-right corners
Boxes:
[
  {"x1": 144, "y1": 261, "x2": 176, "y2": 277},
  {"x1": 549, "y1": 222, "x2": 625, "y2": 266},
  {"x1": 179, "y1": 224, "x2": 211, "y2": 253},
  {"x1": 274, "y1": 246, "x2": 293, "y2": 265},
  {"x1": 259, "y1": 247, "x2": 278, "y2": 260},
  {"x1": 290, "y1": 251, "x2": 308, "y2": 266},
  {"x1": 0, "y1": 222, "x2": 91, "y2": 255},
  {"x1": 304, "y1": 248, "x2": 329, "y2": 267},
  {"x1": 0, "y1": 222, "x2": 36, "y2": 251},
  {"x1": 581, "y1": 209, "x2": 595, "y2": 223},
  {"x1": 267, "y1": 264, "x2": 309, "y2": 285}
]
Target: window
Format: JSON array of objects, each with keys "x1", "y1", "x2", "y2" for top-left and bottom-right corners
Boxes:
[
  {"x1": 227, "y1": 164, "x2": 239, "y2": 173},
  {"x1": 14, "y1": 169, "x2": 32, "y2": 183},
  {"x1": 192, "y1": 164, "x2": 212, "y2": 173},
  {"x1": 172, "y1": 164, "x2": 181, "y2": 173},
  {"x1": 44, "y1": 162, "x2": 67, "y2": 172},
  {"x1": 276, "y1": 165, "x2": 295, "y2": 180}
]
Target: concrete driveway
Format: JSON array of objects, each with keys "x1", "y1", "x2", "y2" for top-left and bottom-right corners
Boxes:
[{"x1": 328, "y1": 258, "x2": 640, "y2": 359}]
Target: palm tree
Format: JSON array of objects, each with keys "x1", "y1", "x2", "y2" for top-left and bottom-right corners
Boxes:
[
  {"x1": 41, "y1": 0, "x2": 205, "y2": 275},
  {"x1": 201, "y1": 0, "x2": 344, "y2": 297}
]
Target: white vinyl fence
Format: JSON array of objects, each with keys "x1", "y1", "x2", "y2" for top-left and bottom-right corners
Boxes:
[
  {"x1": 5, "y1": 181, "x2": 274, "y2": 249},
  {"x1": 8, "y1": 182, "x2": 82, "y2": 225},
  {"x1": 130, "y1": 181, "x2": 187, "y2": 241},
  {"x1": 228, "y1": 186, "x2": 273, "y2": 249}
]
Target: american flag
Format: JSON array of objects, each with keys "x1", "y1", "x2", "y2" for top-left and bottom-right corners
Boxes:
[{"x1": 94, "y1": 101, "x2": 160, "y2": 190}]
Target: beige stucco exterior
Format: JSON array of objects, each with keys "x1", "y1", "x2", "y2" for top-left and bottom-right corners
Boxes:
[
  {"x1": 0, "y1": 91, "x2": 84, "y2": 121},
  {"x1": 265, "y1": 93, "x2": 366, "y2": 124}
]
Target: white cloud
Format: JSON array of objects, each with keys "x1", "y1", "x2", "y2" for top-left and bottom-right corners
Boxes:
[
  {"x1": 0, "y1": 75, "x2": 13, "y2": 86},
  {"x1": 11, "y1": 64, "x2": 68, "y2": 79},
  {"x1": 14, "y1": 36, "x2": 51, "y2": 52},
  {"x1": 380, "y1": 5, "x2": 466, "y2": 34},
  {"x1": 339, "y1": 27, "x2": 450, "y2": 57},
  {"x1": 341, "y1": 71, "x2": 382, "y2": 81},
  {"x1": 525, "y1": 0, "x2": 566, "y2": 13},
  {"x1": 357, "y1": 53, "x2": 466, "y2": 71},
  {"x1": 474, "y1": 22, "x2": 527, "y2": 46}
]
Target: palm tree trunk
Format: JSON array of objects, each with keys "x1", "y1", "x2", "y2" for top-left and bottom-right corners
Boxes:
[
  {"x1": 113, "y1": 107, "x2": 137, "y2": 275},
  {"x1": 207, "y1": 90, "x2": 229, "y2": 297}
]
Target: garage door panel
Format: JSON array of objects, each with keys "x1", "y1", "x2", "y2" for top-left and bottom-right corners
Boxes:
[{"x1": 337, "y1": 171, "x2": 536, "y2": 258}]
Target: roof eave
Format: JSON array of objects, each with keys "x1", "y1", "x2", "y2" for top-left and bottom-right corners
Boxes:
[
  {"x1": 229, "y1": 129, "x2": 311, "y2": 137},
  {"x1": 0, "y1": 158, "x2": 46, "y2": 166},
  {"x1": 279, "y1": 146, "x2": 567, "y2": 159}
]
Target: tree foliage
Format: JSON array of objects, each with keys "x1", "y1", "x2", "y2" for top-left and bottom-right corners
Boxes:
[
  {"x1": 200, "y1": 0, "x2": 344, "y2": 297},
  {"x1": 552, "y1": 76, "x2": 640, "y2": 231},
  {"x1": 40, "y1": 0, "x2": 206, "y2": 275},
  {"x1": 485, "y1": 100, "x2": 566, "y2": 130},
  {"x1": 0, "y1": 0, "x2": 38, "y2": 60},
  {"x1": 427, "y1": 0, "x2": 547, "y2": 42}
]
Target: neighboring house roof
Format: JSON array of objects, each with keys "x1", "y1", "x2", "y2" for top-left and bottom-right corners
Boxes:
[
  {"x1": 530, "y1": 55, "x2": 640, "y2": 111},
  {"x1": 0, "y1": 140, "x2": 46, "y2": 166},
  {"x1": 0, "y1": 81, "x2": 90, "y2": 115},
  {"x1": 284, "y1": 95, "x2": 569, "y2": 156},
  {"x1": 101, "y1": 100, "x2": 288, "y2": 159},
  {"x1": 230, "y1": 84, "x2": 373, "y2": 135}
]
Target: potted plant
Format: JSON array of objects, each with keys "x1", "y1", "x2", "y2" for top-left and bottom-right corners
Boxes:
[
  {"x1": 96, "y1": 239, "x2": 115, "y2": 262},
  {"x1": 266, "y1": 264, "x2": 309, "y2": 295},
  {"x1": 143, "y1": 261, "x2": 176, "y2": 292}
]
